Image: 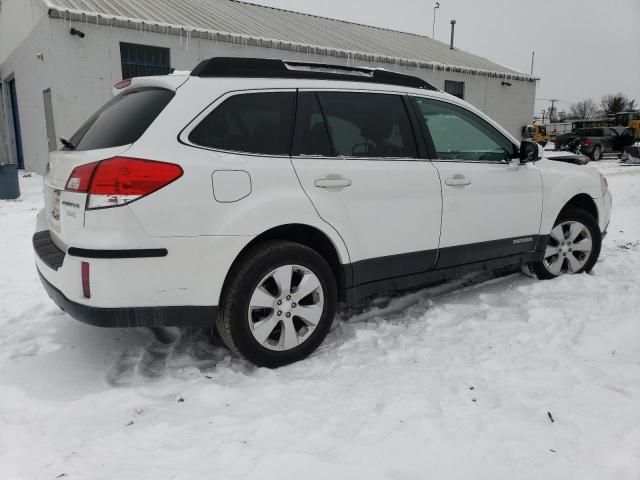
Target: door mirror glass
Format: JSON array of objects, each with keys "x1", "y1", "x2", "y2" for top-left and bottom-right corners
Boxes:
[{"x1": 519, "y1": 140, "x2": 541, "y2": 162}]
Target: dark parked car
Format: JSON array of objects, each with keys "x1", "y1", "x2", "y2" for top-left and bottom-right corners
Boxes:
[
  {"x1": 577, "y1": 126, "x2": 635, "y2": 160},
  {"x1": 554, "y1": 131, "x2": 578, "y2": 150}
]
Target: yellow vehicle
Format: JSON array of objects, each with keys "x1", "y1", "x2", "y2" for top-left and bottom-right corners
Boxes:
[
  {"x1": 614, "y1": 112, "x2": 640, "y2": 138},
  {"x1": 522, "y1": 123, "x2": 549, "y2": 145}
]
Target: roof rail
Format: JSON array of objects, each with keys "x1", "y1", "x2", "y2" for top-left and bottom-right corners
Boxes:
[{"x1": 190, "y1": 57, "x2": 437, "y2": 90}]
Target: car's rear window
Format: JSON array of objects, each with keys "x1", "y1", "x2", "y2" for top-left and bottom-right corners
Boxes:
[
  {"x1": 67, "y1": 88, "x2": 174, "y2": 151},
  {"x1": 577, "y1": 128, "x2": 603, "y2": 137}
]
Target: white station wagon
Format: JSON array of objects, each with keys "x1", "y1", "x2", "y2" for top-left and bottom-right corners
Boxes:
[{"x1": 34, "y1": 58, "x2": 612, "y2": 367}]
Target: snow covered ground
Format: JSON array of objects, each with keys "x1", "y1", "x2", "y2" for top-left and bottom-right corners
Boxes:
[{"x1": 1, "y1": 161, "x2": 639, "y2": 480}]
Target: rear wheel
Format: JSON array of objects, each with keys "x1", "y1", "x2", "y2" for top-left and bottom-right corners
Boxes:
[
  {"x1": 590, "y1": 145, "x2": 602, "y2": 161},
  {"x1": 217, "y1": 241, "x2": 337, "y2": 367},
  {"x1": 530, "y1": 207, "x2": 601, "y2": 279}
]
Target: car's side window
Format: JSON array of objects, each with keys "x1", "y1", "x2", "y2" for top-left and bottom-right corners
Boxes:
[
  {"x1": 413, "y1": 97, "x2": 515, "y2": 162},
  {"x1": 188, "y1": 92, "x2": 295, "y2": 155},
  {"x1": 315, "y1": 92, "x2": 418, "y2": 159},
  {"x1": 291, "y1": 92, "x2": 333, "y2": 157}
]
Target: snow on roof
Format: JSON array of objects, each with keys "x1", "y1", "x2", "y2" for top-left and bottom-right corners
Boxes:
[{"x1": 42, "y1": 0, "x2": 536, "y2": 82}]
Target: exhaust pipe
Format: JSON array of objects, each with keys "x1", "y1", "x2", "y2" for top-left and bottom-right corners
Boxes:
[{"x1": 450, "y1": 19, "x2": 456, "y2": 49}]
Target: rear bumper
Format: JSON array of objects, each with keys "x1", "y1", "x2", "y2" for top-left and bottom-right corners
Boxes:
[
  {"x1": 33, "y1": 210, "x2": 249, "y2": 327},
  {"x1": 38, "y1": 269, "x2": 216, "y2": 328}
]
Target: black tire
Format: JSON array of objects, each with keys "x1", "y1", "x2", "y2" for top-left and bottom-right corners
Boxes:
[
  {"x1": 217, "y1": 241, "x2": 337, "y2": 368},
  {"x1": 590, "y1": 145, "x2": 602, "y2": 161},
  {"x1": 530, "y1": 207, "x2": 602, "y2": 280}
]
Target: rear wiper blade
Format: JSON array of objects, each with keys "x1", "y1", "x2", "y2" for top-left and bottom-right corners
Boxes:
[{"x1": 60, "y1": 137, "x2": 76, "y2": 150}]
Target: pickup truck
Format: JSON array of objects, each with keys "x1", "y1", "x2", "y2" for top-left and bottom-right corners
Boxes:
[{"x1": 577, "y1": 126, "x2": 636, "y2": 160}]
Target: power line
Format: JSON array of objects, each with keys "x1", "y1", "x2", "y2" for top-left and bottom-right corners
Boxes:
[{"x1": 536, "y1": 98, "x2": 571, "y2": 104}]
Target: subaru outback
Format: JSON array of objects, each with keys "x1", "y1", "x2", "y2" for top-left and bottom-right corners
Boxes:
[{"x1": 34, "y1": 58, "x2": 612, "y2": 367}]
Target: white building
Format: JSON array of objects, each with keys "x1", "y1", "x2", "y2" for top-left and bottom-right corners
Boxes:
[{"x1": 0, "y1": 0, "x2": 538, "y2": 174}]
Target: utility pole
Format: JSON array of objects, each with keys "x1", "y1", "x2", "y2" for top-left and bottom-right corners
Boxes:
[
  {"x1": 538, "y1": 98, "x2": 560, "y2": 123},
  {"x1": 530, "y1": 51, "x2": 535, "y2": 76},
  {"x1": 549, "y1": 99, "x2": 558, "y2": 123},
  {"x1": 541, "y1": 109, "x2": 546, "y2": 123},
  {"x1": 432, "y1": 2, "x2": 440, "y2": 38}
]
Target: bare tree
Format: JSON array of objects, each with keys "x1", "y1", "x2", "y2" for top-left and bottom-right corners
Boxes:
[
  {"x1": 557, "y1": 110, "x2": 567, "y2": 122},
  {"x1": 627, "y1": 98, "x2": 637, "y2": 112},
  {"x1": 601, "y1": 93, "x2": 630, "y2": 115},
  {"x1": 569, "y1": 99, "x2": 597, "y2": 119}
]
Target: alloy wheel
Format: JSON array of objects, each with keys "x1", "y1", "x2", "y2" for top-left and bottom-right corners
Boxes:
[
  {"x1": 543, "y1": 221, "x2": 593, "y2": 275},
  {"x1": 247, "y1": 264, "x2": 324, "y2": 351}
]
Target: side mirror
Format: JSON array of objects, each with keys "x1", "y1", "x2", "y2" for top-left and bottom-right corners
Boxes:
[{"x1": 519, "y1": 140, "x2": 542, "y2": 163}]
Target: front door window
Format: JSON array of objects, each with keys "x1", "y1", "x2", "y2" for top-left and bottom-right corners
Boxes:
[{"x1": 413, "y1": 97, "x2": 515, "y2": 162}]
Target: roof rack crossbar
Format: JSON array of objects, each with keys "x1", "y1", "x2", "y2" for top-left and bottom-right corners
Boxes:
[{"x1": 190, "y1": 57, "x2": 437, "y2": 90}]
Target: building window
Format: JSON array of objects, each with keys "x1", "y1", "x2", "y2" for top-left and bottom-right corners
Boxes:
[
  {"x1": 444, "y1": 80, "x2": 465, "y2": 100},
  {"x1": 120, "y1": 43, "x2": 170, "y2": 80}
]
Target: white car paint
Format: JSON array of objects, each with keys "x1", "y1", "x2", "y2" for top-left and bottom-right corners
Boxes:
[
  {"x1": 35, "y1": 71, "x2": 612, "y2": 317},
  {"x1": 433, "y1": 161, "x2": 543, "y2": 247},
  {"x1": 536, "y1": 158, "x2": 611, "y2": 233},
  {"x1": 292, "y1": 156, "x2": 443, "y2": 264},
  {"x1": 211, "y1": 170, "x2": 252, "y2": 203}
]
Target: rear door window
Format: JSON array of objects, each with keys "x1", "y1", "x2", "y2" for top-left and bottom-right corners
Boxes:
[
  {"x1": 68, "y1": 88, "x2": 174, "y2": 151},
  {"x1": 292, "y1": 92, "x2": 333, "y2": 157},
  {"x1": 316, "y1": 92, "x2": 418, "y2": 158},
  {"x1": 578, "y1": 128, "x2": 603, "y2": 137},
  {"x1": 188, "y1": 92, "x2": 295, "y2": 155}
]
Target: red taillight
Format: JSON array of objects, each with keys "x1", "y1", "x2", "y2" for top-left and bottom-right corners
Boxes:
[
  {"x1": 582, "y1": 137, "x2": 591, "y2": 145},
  {"x1": 81, "y1": 261, "x2": 91, "y2": 298},
  {"x1": 65, "y1": 161, "x2": 99, "y2": 192},
  {"x1": 65, "y1": 157, "x2": 182, "y2": 209}
]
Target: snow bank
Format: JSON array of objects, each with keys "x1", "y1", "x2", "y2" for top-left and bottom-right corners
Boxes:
[{"x1": 0, "y1": 166, "x2": 639, "y2": 479}]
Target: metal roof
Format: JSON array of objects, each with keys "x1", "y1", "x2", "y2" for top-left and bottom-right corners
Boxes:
[{"x1": 42, "y1": 0, "x2": 535, "y2": 81}]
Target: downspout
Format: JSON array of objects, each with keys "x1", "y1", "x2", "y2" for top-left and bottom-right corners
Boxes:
[{"x1": 0, "y1": 80, "x2": 11, "y2": 165}]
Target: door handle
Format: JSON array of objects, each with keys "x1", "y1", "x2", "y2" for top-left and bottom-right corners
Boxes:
[
  {"x1": 315, "y1": 178, "x2": 352, "y2": 189},
  {"x1": 445, "y1": 175, "x2": 472, "y2": 187}
]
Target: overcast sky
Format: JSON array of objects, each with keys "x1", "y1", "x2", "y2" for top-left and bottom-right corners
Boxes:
[{"x1": 250, "y1": 0, "x2": 640, "y2": 114}]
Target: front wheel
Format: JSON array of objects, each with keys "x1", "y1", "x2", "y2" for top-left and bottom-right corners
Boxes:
[
  {"x1": 530, "y1": 207, "x2": 602, "y2": 280},
  {"x1": 590, "y1": 145, "x2": 602, "y2": 161},
  {"x1": 217, "y1": 241, "x2": 337, "y2": 367}
]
